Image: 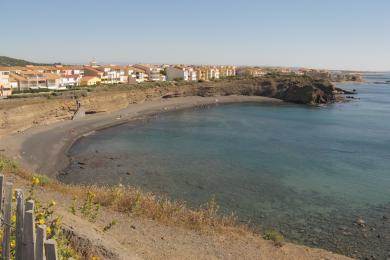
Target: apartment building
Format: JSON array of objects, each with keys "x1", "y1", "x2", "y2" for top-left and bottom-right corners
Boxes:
[
  {"x1": 219, "y1": 66, "x2": 236, "y2": 78},
  {"x1": 84, "y1": 65, "x2": 127, "y2": 84},
  {"x1": 166, "y1": 66, "x2": 197, "y2": 81},
  {"x1": 195, "y1": 66, "x2": 220, "y2": 81},
  {"x1": 9, "y1": 71, "x2": 61, "y2": 90},
  {"x1": 80, "y1": 76, "x2": 101, "y2": 86},
  {"x1": 133, "y1": 64, "x2": 166, "y2": 82},
  {"x1": 126, "y1": 66, "x2": 147, "y2": 83}
]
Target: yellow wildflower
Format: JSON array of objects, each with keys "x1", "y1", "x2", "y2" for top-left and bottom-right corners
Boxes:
[
  {"x1": 32, "y1": 177, "x2": 40, "y2": 186},
  {"x1": 46, "y1": 227, "x2": 52, "y2": 236},
  {"x1": 38, "y1": 218, "x2": 45, "y2": 225},
  {"x1": 49, "y1": 200, "x2": 56, "y2": 207},
  {"x1": 91, "y1": 256, "x2": 99, "y2": 260},
  {"x1": 10, "y1": 239, "x2": 16, "y2": 249},
  {"x1": 11, "y1": 214, "x2": 16, "y2": 223}
]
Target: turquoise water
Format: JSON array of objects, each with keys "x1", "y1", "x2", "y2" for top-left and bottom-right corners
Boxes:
[{"x1": 63, "y1": 74, "x2": 390, "y2": 258}]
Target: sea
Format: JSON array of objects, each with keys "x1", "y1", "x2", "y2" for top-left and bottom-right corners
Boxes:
[{"x1": 62, "y1": 73, "x2": 390, "y2": 259}]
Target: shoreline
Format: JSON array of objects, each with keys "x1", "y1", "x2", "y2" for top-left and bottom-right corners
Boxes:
[{"x1": 0, "y1": 95, "x2": 283, "y2": 177}]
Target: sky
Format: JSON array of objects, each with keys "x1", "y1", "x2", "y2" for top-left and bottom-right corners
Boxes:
[{"x1": 1, "y1": 0, "x2": 389, "y2": 71}]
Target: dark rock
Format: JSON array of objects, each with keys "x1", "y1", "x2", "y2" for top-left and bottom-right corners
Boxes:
[{"x1": 190, "y1": 75, "x2": 339, "y2": 105}]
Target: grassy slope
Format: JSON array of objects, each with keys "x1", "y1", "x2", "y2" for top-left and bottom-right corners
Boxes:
[
  {"x1": 0, "y1": 56, "x2": 55, "y2": 66},
  {"x1": 0, "y1": 156, "x2": 352, "y2": 260}
]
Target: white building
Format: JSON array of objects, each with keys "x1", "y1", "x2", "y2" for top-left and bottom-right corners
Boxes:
[
  {"x1": 126, "y1": 66, "x2": 146, "y2": 83},
  {"x1": 209, "y1": 67, "x2": 220, "y2": 80},
  {"x1": 166, "y1": 66, "x2": 197, "y2": 81},
  {"x1": 133, "y1": 64, "x2": 166, "y2": 82},
  {"x1": 0, "y1": 67, "x2": 12, "y2": 97},
  {"x1": 60, "y1": 75, "x2": 81, "y2": 88}
]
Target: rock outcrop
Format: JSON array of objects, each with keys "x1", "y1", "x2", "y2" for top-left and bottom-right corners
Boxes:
[{"x1": 183, "y1": 74, "x2": 337, "y2": 105}]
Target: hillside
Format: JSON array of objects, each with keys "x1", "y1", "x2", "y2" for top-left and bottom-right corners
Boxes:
[{"x1": 0, "y1": 55, "x2": 57, "y2": 66}]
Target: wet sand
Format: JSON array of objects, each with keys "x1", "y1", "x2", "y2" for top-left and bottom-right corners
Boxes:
[{"x1": 0, "y1": 95, "x2": 282, "y2": 177}]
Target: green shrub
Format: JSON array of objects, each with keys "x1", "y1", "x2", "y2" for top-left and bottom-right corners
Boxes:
[
  {"x1": 32, "y1": 174, "x2": 53, "y2": 186},
  {"x1": 263, "y1": 229, "x2": 284, "y2": 246}
]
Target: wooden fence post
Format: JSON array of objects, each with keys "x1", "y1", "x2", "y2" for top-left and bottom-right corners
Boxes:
[
  {"x1": 2, "y1": 182, "x2": 13, "y2": 260},
  {"x1": 25, "y1": 199, "x2": 35, "y2": 212},
  {"x1": 15, "y1": 189, "x2": 25, "y2": 260},
  {"x1": 0, "y1": 174, "x2": 4, "y2": 213},
  {"x1": 44, "y1": 239, "x2": 58, "y2": 260},
  {"x1": 36, "y1": 224, "x2": 47, "y2": 260},
  {"x1": 22, "y1": 210, "x2": 36, "y2": 260}
]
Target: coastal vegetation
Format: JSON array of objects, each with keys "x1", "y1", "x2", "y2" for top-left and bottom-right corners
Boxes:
[
  {"x1": 0, "y1": 154, "x2": 242, "y2": 231},
  {"x1": 0, "y1": 155, "x2": 351, "y2": 259},
  {"x1": 0, "y1": 158, "x2": 78, "y2": 259},
  {"x1": 0, "y1": 56, "x2": 57, "y2": 67}
]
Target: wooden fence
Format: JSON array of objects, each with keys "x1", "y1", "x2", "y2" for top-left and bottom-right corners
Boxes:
[{"x1": 0, "y1": 175, "x2": 59, "y2": 260}]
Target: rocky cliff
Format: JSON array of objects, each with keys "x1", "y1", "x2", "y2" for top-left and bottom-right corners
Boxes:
[{"x1": 186, "y1": 74, "x2": 336, "y2": 104}]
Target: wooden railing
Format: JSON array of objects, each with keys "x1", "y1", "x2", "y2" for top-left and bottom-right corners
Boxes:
[{"x1": 0, "y1": 175, "x2": 60, "y2": 260}]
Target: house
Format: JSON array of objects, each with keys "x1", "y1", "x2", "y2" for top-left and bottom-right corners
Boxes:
[
  {"x1": 236, "y1": 67, "x2": 266, "y2": 77},
  {"x1": 80, "y1": 76, "x2": 101, "y2": 86},
  {"x1": 195, "y1": 66, "x2": 220, "y2": 81},
  {"x1": 219, "y1": 66, "x2": 236, "y2": 78},
  {"x1": 209, "y1": 67, "x2": 220, "y2": 80},
  {"x1": 0, "y1": 67, "x2": 12, "y2": 98},
  {"x1": 55, "y1": 65, "x2": 84, "y2": 76},
  {"x1": 9, "y1": 71, "x2": 47, "y2": 90},
  {"x1": 60, "y1": 74, "x2": 81, "y2": 88},
  {"x1": 133, "y1": 64, "x2": 166, "y2": 82},
  {"x1": 126, "y1": 66, "x2": 146, "y2": 83},
  {"x1": 9, "y1": 71, "x2": 61, "y2": 90},
  {"x1": 44, "y1": 73, "x2": 62, "y2": 90},
  {"x1": 166, "y1": 66, "x2": 197, "y2": 81},
  {"x1": 84, "y1": 65, "x2": 127, "y2": 84}
]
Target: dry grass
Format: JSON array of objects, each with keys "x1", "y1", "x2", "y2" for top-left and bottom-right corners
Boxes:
[{"x1": 0, "y1": 156, "x2": 248, "y2": 234}]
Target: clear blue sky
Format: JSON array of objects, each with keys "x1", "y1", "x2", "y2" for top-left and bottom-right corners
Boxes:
[{"x1": 1, "y1": 0, "x2": 389, "y2": 71}]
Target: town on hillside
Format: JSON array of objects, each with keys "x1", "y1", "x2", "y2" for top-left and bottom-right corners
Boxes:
[{"x1": 0, "y1": 61, "x2": 362, "y2": 98}]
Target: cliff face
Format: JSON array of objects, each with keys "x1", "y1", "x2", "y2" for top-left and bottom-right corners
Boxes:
[
  {"x1": 0, "y1": 75, "x2": 337, "y2": 136},
  {"x1": 186, "y1": 75, "x2": 336, "y2": 105}
]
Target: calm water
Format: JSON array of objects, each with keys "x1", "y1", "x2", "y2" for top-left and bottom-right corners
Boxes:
[{"x1": 62, "y1": 74, "x2": 390, "y2": 259}]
